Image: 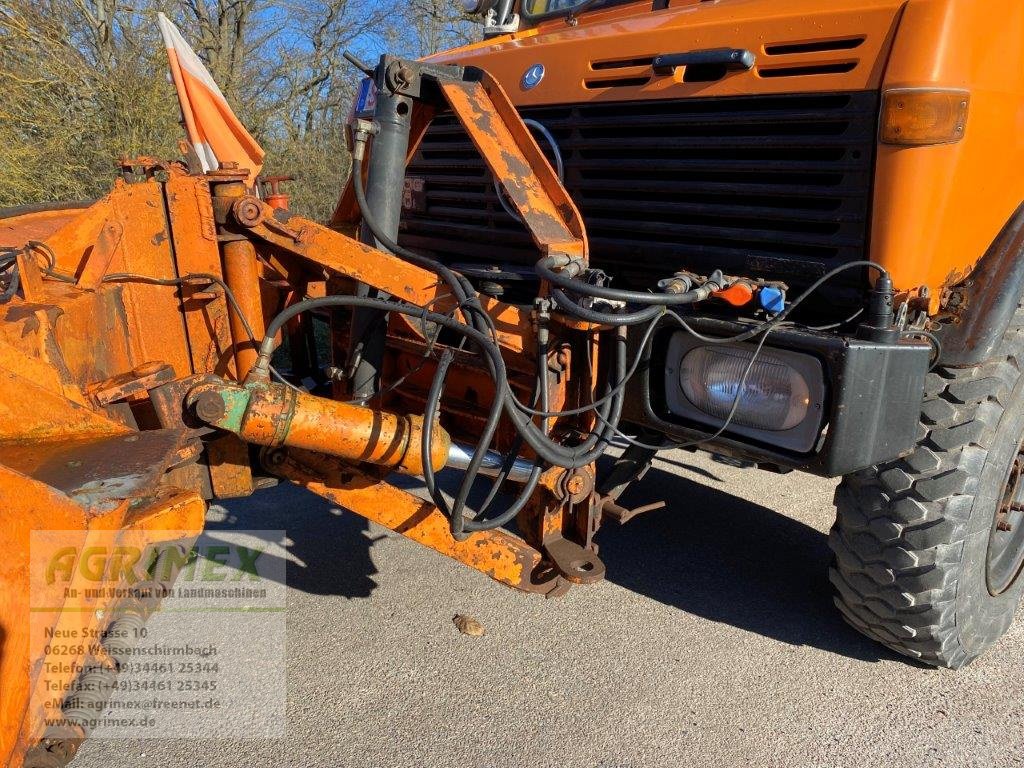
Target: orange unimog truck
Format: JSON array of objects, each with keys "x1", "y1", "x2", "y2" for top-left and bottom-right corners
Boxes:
[{"x1": 400, "y1": 0, "x2": 1024, "y2": 668}]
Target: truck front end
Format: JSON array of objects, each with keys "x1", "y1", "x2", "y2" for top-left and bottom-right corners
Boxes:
[{"x1": 390, "y1": 0, "x2": 1024, "y2": 476}]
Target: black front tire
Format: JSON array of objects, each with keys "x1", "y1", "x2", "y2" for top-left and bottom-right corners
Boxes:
[{"x1": 830, "y1": 308, "x2": 1024, "y2": 668}]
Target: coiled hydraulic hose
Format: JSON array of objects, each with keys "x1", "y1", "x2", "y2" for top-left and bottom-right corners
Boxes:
[
  {"x1": 256, "y1": 294, "x2": 626, "y2": 470},
  {"x1": 421, "y1": 346, "x2": 545, "y2": 535}
]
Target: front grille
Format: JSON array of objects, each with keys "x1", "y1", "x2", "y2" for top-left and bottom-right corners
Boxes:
[{"x1": 400, "y1": 91, "x2": 879, "y2": 306}]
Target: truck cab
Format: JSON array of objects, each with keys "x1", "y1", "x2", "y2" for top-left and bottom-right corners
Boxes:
[{"x1": 384, "y1": 0, "x2": 1024, "y2": 667}]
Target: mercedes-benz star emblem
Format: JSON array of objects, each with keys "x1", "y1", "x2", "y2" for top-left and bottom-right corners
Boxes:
[{"x1": 521, "y1": 63, "x2": 545, "y2": 91}]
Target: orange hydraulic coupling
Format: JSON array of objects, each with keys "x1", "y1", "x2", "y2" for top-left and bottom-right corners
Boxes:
[{"x1": 188, "y1": 380, "x2": 451, "y2": 476}]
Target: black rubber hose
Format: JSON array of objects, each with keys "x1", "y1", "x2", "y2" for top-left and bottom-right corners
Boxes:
[
  {"x1": 421, "y1": 348, "x2": 456, "y2": 518},
  {"x1": 550, "y1": 287, "x2": 666, "y2": 326},
  {"x1": 448, "y1": 347, "x2": 508, "y2": 533},
  {"x1": 472, "y1": 324, "x2": 553, "y2": 519},
  {"x1": 418, "y1": 343, "x2": 543, "y2": 534},
  {"x1": 259, "y1": 295, "x2": 622, "y2": 469},
  {"x1": 351, "y1": 153, "x2": 495, "y2": 338},
  {"x1": 460, "y1": 338, "x2": 548, "y2": 532},
  {"x1": 353, "y1": 150, "x2": 512, "y2": 495},
  {"x1": 505, "y1": 327, "x2": 627, "y2": 468},
  {"x1": 537, "y1": 256, "x2": 713, "y2": 306},
  {"x1": 512, "y1": 311, "x2": 662, "y2": 419}
]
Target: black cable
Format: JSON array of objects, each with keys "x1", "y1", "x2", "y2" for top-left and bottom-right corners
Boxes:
[
  {"x1": 102, "y1": 272, "x2": 303, "y2": 392},
  {"x1": 592, "y1": 323, "x2": 776, "y2": 452},
  {"x1": 351, "y1": 147, "x2": 527, "y2": 518},
  {"x1": 0, "y1": 241, "x2": 76, "y2": 305},
  {"x1": 903, "y1": 329, "x2": 943, "y2": 369},
  {"x1": 421, "y1": 348, "x2": 457, "y2": 519},
  {"x1": 801, "y1": 307, "x2": 864, "y2": 332},
  {"x1": 348, "y1": 152, "x2": 635, "y2": 470},
  {"x1": 513, "y1": 311, "x2": 663, "y2": 419},
  {"x1": 258, "y1": 295, "x2": 620, "y2": 469},
  {"x1": 515, "y1": 260, "x2": 888, "y2": 424},
  {"x1": 418, "y1": 343, "x2": 543, "y2": 534},
  {"x1": 340, "y1": 293, "x2": 459, "y2": 406},
  {"x1": 0, "y1": 251, "x2": 20, "y2": 304},
  {"x1": 24, "y1": 241, "x2": 77, "y2": 283},
  {"x1": 665, "y1": 260, "x2": 889, "y2": 346},
  {"x1": 460, "y1": 338, "x2": 547, "y2": 532}
]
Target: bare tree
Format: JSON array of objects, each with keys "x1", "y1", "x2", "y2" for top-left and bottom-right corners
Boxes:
[{"x1": 0, "y1": 0, "x2": 477, "y2": 216}]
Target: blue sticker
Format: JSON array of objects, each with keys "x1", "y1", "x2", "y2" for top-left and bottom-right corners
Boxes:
[{"x1": 355, "y1": 77, "x2": 378, "y2": 117}]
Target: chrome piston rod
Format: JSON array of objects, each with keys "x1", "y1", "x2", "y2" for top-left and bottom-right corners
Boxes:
[{"x1": 446, "y1": 442, "x2": 535, "y2": 483}]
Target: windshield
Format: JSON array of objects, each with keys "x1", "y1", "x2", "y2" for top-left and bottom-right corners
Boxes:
[{"x1": 522, "y1": 0, "x2": 622, "y2": 21}]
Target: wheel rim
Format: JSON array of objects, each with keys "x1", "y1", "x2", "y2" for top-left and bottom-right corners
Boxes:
[{"x1": 986, "y1": 443, "x2": 1024, "y2": 595}]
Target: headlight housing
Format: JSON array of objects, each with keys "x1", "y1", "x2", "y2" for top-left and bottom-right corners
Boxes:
[{"x1": 665, "y1": 333, "x2": 827, "y2": 453}]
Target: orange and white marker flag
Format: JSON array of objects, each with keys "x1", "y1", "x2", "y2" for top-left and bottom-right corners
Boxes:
[{"x1": 157, "y1": 13, "x2": 265, "y2": 184}]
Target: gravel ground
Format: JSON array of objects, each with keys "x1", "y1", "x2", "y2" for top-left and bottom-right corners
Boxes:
[{"x1": 74, "y1": 450, "x2": 1024, "y2": 768}]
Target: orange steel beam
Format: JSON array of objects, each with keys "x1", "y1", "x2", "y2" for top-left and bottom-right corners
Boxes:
[
  {"x1": 439, "y1": 69, "x2": 587, "y2": 260},
  {"x1": 276, "y1": 449, "x2": 562, "y2": 596},
  {"x1": 164, "y1": 173, "x2": 237, "y2": 379},
  {"x1": 227, "y1": 199, "x2": 536, "y2": 356}
]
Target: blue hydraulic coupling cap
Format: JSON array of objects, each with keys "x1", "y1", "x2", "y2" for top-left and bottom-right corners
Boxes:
[{"x1": 759, "y1": 286, "x2": 786, "y2": 314}]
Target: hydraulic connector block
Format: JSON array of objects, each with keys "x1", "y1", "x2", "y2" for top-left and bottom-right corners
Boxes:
[{"x1": 189, "y1": 381, "x2": 451, "y2": 476}]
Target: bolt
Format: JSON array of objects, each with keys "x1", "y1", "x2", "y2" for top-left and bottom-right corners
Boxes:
[
  {"x1": 566, "y1": 475, "x2": 586, "y2": 495},
  {"x1": 194, "y1": 391, "x2": 226, "y2": 423},
  {"x1": 397, "y1": 64, "x2": 414, "y2": 86},
  {"x1": 232, "y1": 196, "x2": 263, "y2": 227},
  {"x1": 998, "y1": 520, "x2": 1014, "y2": 532}
]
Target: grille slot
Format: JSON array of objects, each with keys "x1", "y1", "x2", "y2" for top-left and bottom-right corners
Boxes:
[
  {"x1": 590, "y1": 56, "x2": 656, "y2": 70},
  {"x1": 758, "y1": 61, "x2": 859, "y2": 78},
  {"x1": 764, "y1": 37, "x2": 867, "y2": 56},
  {"x1": 400, "y1": 92, "x2": 879, "y2": 304},
  {"x1": 584, "y1": 75, "x2": 652, "y2": 90}
]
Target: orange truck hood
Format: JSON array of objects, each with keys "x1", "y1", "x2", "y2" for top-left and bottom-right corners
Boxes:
[{"x1": 429, "y1": 0, "x2": 907, "y2": 107}]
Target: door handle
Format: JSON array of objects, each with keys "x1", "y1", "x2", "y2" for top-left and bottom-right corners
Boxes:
[{"x1": 652, "y1": 48, "x2": 756, "y2": 75}]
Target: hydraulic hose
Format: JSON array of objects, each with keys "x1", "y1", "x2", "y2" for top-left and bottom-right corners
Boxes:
[
  {"x1": 460, "y1": 336, "x2": 548, "y2": 532},
  {"x1": 257, "y1": 295, "x2": 625, "y2": 469},
  {"x1": 421, "y1": 348, "x2": 458, "y2": 518},
  {"x1": 549, "y1": 287, "x2": 666, "y2": 326},
  {"x1": 420, "y1": 346, "x2": 544, "y2": 534},
  {"x1": 537, "y1": 256, "x2": 716, "y2": 306},
  {"x1": 351, "y1": 151, "x2": 494, "y2": 339}
]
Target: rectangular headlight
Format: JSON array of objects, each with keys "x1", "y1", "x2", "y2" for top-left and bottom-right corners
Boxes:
[{"x1": 664, "y1": 333, "x2": 827, "y2": 453}]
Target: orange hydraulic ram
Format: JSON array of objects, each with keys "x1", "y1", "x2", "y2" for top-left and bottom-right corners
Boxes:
[{"x1": 188, "y1": 379, "x2": 451, "y2": 476}]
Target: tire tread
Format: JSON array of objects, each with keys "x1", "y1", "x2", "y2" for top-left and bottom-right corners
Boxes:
[{"x1": 830, "y1": 307, "x2": 1024, "y2": 668}]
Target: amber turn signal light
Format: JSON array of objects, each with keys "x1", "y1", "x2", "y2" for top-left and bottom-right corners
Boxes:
[{"x1": 880, "y1": 88, "x2": 970, "y2": 146}]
